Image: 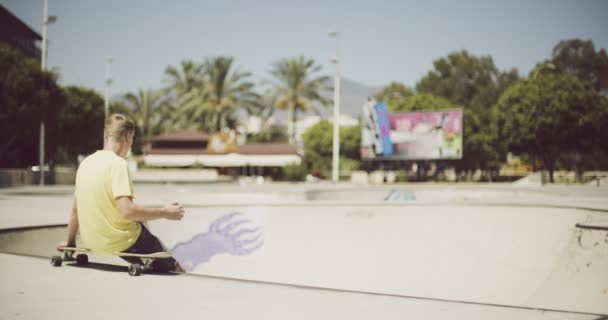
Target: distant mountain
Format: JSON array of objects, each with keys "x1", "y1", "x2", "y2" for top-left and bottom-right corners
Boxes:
[{"x1": 337, "y1": 78, "x2": 382, "y2": 118}]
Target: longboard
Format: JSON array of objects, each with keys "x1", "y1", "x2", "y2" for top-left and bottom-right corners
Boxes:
[{"x1": 52, "y1": 246, "x2": 173, "y2": 276}]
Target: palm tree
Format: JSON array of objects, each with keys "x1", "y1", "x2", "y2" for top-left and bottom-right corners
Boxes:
[
  {"x1": 124, "y1": 89, "x2": 169, "y2": 141},
  {"x1": 201, "y1": 56, "x2": 260, "y2": 132},
  {"x1": 268, "y1": 56, "x2": 331, "y2": 144},
  {"x1": 163, "y1": 57, "x2": 261, "y2": 133},
  {"x1": 163, "y1": 60, "x2": 206, "y2": 130},
  {"x1": 163, "y1": 60, "x2": 204, "y2": 96},
  {"x1": 246, "y1": 89, "x2": 276, "y2": 126}
]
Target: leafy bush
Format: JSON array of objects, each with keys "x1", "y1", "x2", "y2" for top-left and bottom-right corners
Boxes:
[{"x1": 281, "y1": 163, "x2": 307, "y2": 181}]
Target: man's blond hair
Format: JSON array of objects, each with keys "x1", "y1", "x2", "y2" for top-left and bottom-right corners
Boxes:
[{"x1": 104, "y1": 113, "x2": 134, "y2": 142}]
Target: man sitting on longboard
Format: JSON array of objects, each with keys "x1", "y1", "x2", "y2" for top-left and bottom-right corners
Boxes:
[{"x1": 60, "y1": 113, "x2": 185, "y2": 273}]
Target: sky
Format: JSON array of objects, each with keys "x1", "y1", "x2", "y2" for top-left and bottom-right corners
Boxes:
[{"x1": 2, "y1": 0, "x2": 608, "y2": 96}]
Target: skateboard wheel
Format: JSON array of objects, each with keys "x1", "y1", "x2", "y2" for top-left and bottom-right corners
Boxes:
[
  {"x1": 76, "y1": 254, "x2": 89, "y2": 265},
  {"x1": 128, "y1": 264, "x2": 143, "y2": 276},
  {"x1": 51, "y1": 256, "x2": 62, "y2": 267}
]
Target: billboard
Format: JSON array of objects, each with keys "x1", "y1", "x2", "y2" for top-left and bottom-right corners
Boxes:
[{"x1": 361, "y1": 102, "x2": 462, "y2": 160}]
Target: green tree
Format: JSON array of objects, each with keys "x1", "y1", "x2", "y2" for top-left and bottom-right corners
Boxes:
[
  {"x1": 416, "y1": 50, "x2": 520, "y2": 120},
  {"x1": 385, "y1": 93, "x2": 457, "y2": 112},
  {"x1": 163, "y1": 60, "x2": 205, "y2": 131},
  {"x1": 548, "y1": 39, "x2": 608, "y2": 175},
  {"x1": 496, "y1": 74, "x2": 604, "y2": 182},
  {"x1": 302, "y1": 121, "x2": 333, "y2": 173},
  {"x1": 339, "y1": 124, "x2": 362, "y2": 171},
  {"x1": 268, "y1": 56, "x2": 331, "y2": 144},
  {"x1": 245, "y1": 89, "x2": 276, "y2": 124},
  {"x1": 246, "y1": 125, "x2": 288, "y2": 143},
  {"x1": 281, "y1": 162, "x2": 307, "y2": 181},
  {"x1": 55, "y1": 86, "x2": 105, "y2": 163},
  {"x1": 460, "y1": 110, "x2": 502, "y2": 172},
  {"x1": 548, "y1": 39, "x2": 608, "y2": 94},
  {"x1": 416, "y1": 50, "x2": 517, "y2": 110},
  {"x1": 302, "y1": 121, "x2": 362, "y2": 176},
  {"x1": 0, "y1": 43, "x2": 66, "y2": 167},
  {"x1": 202, "y1": 56, "x2": 260, "y2": 132},
  {"x1": 374, "y1": 82, "x2": 413, "y2": 102},
  {"x1": 124, "y1": 89, "x2": 169, "y2": 141},
  {"x1": 415, "y1": 50, "x2": 519, "y2": 172},
  {"x1": 164, "y1": 60, "x2": 204, "y2": 97},
  {"x1": 164, "y1": 57, "x2": 259, "y2": 133}
]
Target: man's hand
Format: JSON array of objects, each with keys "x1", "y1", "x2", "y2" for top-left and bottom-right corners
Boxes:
[
  {"x1": 58, "y1": 240, "x2": 75, "y2": 248},
  {"x1": 163, "y1": 202, "x2": 185, "y2": 221}
]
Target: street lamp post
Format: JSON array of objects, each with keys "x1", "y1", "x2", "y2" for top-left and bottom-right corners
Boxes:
[
  {"x1": 329, "y1": 31, "x2": 340, "y2": 183},
  {"x1": 104, "y1": 57, "x2": 113, "y2": 118},
  {"x1": 39, "y1": 0, "x2": 57, "y2": 186}
]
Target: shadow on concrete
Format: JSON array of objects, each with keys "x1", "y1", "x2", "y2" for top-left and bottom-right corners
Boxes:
[{"x1": 64, "y1": 262, "x2": 126, "y2": 273}]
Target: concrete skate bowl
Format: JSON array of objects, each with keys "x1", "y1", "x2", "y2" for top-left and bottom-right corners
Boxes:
[
  {"x1": 304, "y1": 186, "x2": 567, "y2": 202},
  {"x1": 0, "y1": 225, "x2": 130, "y2": 269},
  {"x1": 0, "y1": 225, "x2": 67, "y2": 258},
  {"x1": 146, "y1": 202, "x2": 608, "y2": 316},
  {"x1": 131, "y1": 184, "x2": 567, "y2": 205},
  {"x1": 1, "y1": 202, "x2": 607, "y2": 317}
]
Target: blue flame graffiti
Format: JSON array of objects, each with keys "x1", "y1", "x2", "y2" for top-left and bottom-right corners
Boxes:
[{"x1": 170, "y1": 212, "x2": 264, "y2": 271}]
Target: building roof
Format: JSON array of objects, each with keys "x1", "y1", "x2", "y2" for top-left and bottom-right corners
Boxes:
[
  {"x1": 144, "y1": 148, "x2": 210, "y2": 155},
  {"x1": 0, "y1": 5, "x2": 42, "y2": 41},
  {"x1": 237, "y1": 144, "x2": 298, "y2": 155},
  {"x1": 147, "y1": 130, "x2": 211, "y2": 142},
  {"x1": 146, "y1": 130, "x2": 298, "y2": 156}
]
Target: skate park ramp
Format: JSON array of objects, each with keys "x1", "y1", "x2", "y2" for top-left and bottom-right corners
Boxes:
[
  {"x1": 303, "y1": 186, "x2": 561, "y2": 201},
  {"x1": 1, "y1": 184, "x2": 607, "y2": 318},
  {"x1": 149, "y1": 202, "x2": 608, "y2": 315}
]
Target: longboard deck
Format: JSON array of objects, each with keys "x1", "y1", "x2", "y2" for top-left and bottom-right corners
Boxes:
[
  {"x1": 56, "y1": 246, "x2": 90, "y2": 253},
  {"x1": 56, "y1": 246, "x2": 172, "y2": 258},
  {"x1": 115, "y1": 251, "x2": 173, "y2": 259},
  {"x1": 53, "y1": 246, "x2": 175, "y2": 276}
]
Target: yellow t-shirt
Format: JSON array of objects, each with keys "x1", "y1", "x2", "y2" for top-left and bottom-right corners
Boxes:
[{"x1": 74, "y1": 150, "x2": 141, "y2": 253}]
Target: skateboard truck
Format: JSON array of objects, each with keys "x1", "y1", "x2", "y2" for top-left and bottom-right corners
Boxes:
[
  {"x1": 51, "y1": 247, "x2": 90, "y2": 267},
  {"x1": 128, "y1": 258, "x2": 155, "y2": 276}
]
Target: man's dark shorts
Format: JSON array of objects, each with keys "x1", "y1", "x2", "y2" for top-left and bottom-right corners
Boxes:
[{"x1": 120, "y1": 224, "x2": 176, "y2": 273}]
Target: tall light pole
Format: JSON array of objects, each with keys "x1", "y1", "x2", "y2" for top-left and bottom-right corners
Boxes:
[
  {"x1": 104, "y1": 57, "x2": 113, "y2": 118},
  {"x1": 39, "y1": 0, "x2": 57, "y2": 186},
  {"x1": 329, "y1": 31, "x2": 340, "y2": 183}
]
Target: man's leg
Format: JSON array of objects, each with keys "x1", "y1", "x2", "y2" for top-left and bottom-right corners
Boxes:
[{"x1": 121, "y1": 224, "x2": 179, "y2": 273}]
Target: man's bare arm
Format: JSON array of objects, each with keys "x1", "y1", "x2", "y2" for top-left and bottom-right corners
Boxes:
[
  {"x1": 115, "y1": 196, "x2": 184, "y2": 222},
  {"x1": 65, "y1": 197, "x2": 79, "y2": 246}
]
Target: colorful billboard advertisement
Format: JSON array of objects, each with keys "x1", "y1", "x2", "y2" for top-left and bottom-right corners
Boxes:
[
  {"x1": 374, "y1": 102, "x2": 394, "y2": 157},
  {"x1": 361, "y1": 103, "x2": 463, "y2": 160}
]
